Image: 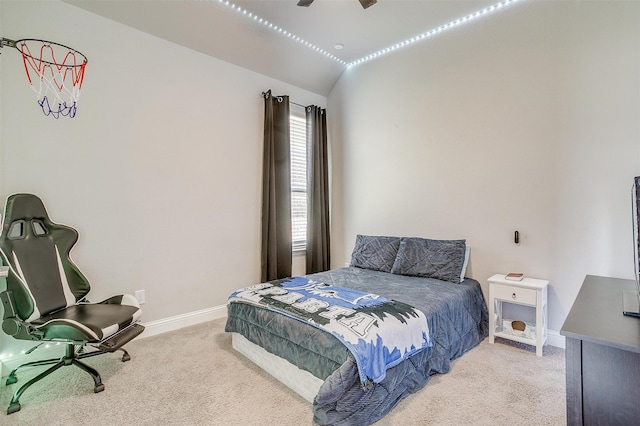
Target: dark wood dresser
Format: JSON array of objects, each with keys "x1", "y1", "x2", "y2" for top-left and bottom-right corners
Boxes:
[{"x1": 560, "y1": 275, "x2": 640, "y2": 425}]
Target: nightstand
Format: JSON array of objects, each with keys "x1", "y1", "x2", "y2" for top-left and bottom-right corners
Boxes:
[{"x1": 488, "y1": 274, "x2": 549, "y2": 356}]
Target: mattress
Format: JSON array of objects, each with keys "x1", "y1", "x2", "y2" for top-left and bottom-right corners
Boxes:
[{"x1": 226, "y1": 267, "x2": 488, "y2": 426}]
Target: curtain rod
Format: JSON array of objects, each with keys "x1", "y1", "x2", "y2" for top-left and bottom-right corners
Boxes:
[{"x1": 261, "y1": 91, "x2": 313, "y2": 109}]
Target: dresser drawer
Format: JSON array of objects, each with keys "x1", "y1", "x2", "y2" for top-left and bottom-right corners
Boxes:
[{"x1": 492, "y1": 283, "x2": 537, "y2": 305}]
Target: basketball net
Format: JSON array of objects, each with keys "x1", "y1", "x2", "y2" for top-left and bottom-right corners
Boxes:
[{"x1": 15, "y1": 39, "x2": 88, "y2": 119}]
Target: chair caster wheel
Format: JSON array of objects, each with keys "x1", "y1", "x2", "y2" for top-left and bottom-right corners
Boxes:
[
  {"x1": 7, "y1": 401, "x2": 21, "y2": 414},
  {"x1": 121, "y1": 353, "x2": 131, "y2": 362},
  {"x1": 94, "y1": 383, "x2": 105, "y2": 393},
  {"x1": 5, "y1": 375, "x2": 17, "y2": 386}
]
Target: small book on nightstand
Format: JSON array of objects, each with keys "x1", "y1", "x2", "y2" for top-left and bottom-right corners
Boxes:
[{"x1": 505, "y1": 273, "x2": 524, "y2": 281}]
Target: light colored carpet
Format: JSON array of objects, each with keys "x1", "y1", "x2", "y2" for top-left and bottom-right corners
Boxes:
[{"x1": 0, "y1": 318, "x2": 565, "y2": 425}]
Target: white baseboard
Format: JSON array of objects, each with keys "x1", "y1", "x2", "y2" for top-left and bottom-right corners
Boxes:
[
  {"x1": 546, "y1": 329, "x2": 565, "y2": 349},
  {"x1": 138, "y1": 304, "x2": 227, "y2": 339},
  {"x1": 0, "y1": 304, "x2": 228, "y2": 377}
]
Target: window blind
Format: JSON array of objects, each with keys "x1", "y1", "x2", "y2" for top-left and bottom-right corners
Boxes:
[{"x1": 290, "y1": 104, "x2": 307, "y2": 252}]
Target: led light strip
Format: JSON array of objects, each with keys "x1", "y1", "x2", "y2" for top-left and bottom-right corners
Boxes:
[
  {"x1": 348, "y1": 0, "x2": 522, "y2": 67},
  {"x1": 214, "y1": 0, "x2": 348, "y2": 66},
  {"x1": 214, "y1": 0, "x2": 522, "y2": 69}
]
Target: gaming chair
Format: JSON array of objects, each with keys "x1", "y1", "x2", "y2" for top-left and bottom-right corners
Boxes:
[{"x1": 0, "y1": 193, "x2": 145, "y2": 414}]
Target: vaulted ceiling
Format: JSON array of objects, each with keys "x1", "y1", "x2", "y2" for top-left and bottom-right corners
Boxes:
[{"x1": 64, "y1": 0, "x2": 518, "y2": 95}]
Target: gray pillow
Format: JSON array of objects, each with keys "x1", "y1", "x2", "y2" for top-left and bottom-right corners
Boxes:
[
  {"x1": 391, "y1": 237, "x2": 466, "y2": 283},
  {"x1": 350, "y1": 235, "x2": 402, "y2": 273}
]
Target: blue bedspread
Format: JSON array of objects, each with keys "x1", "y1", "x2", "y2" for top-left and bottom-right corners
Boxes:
[
  {"x1": 225, "y1": 267, "x2": 488, "y2": 426},
  {"x1": 228, "y1": 276, "x2": 431, "y2": 384}
]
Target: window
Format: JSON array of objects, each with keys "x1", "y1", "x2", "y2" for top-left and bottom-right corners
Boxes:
[{"x1": 290, "y1": 104, "x2": 307, "y2": 252}]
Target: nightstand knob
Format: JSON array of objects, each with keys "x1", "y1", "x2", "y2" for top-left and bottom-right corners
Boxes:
[{"x1": 512, "y1": 292, "x2": 517, "y2": 299}]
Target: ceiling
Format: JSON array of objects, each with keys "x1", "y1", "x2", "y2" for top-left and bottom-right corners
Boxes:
[{"x1": 64, "y1": 0, "x2": 512, "y2": 96}]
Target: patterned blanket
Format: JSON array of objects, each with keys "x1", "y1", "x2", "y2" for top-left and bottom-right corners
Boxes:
[{"x1": 228, "y1": 276, "x2": 431, "y2": 384}]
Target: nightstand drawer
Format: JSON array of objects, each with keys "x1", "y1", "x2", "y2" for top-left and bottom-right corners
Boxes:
[{"x1": 492, "y1": 284, "x2": 536, "y2": 305}]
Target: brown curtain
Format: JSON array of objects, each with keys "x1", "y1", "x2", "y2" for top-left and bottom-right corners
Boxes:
[
  {"x1": 261, "y1": 90, "x2": 292, "y2": 281},
  {"x1": 305, "y1": 105, "x2": 330, "y2": 273}
]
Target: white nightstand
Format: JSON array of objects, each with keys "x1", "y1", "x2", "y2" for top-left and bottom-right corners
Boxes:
[{"x1": 488, "y1": 274, "x2": 549, "y2": 356}]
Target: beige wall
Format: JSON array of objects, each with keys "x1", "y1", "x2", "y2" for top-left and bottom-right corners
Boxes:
[
  {"x1": 328, "y1": 1, "x2": 640, "y2": 332},
  {"x1": 1, "y1": 0, "x2": 639, "y2": 356},
  {"x1": 0, "y1": 0, "x2": 325, "y2": 337}
]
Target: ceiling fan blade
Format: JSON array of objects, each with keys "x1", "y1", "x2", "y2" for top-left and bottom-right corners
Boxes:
[
  {"x1": 359, "y1": 0, "x2": 377, "y2": 9},
  {"x1": 297, "y1": 0, "x2": 314, "y2": 6}
]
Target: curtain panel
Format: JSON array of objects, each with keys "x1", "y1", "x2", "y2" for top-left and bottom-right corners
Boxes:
[
  {"x1": 305, "y1": 105, "x2": 331, "y2": 273},
  {"x1": 261, "y1": 90, "x2": 292, "y2": 281}
]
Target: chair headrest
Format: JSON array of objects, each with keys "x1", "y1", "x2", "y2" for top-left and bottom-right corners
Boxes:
[
  {"x1": 3, "y1": 193, "x2": 49, "y2": 223},
  {"x1": 1, "y1": 193, "x2": 62, "y2": 243}
]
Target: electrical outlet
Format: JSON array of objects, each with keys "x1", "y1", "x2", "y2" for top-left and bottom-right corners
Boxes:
[{"x1": 134, "y1": 290, "x2": 145, "y2": 305}]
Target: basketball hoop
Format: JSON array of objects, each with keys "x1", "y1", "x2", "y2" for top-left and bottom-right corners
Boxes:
[{"x1": 1, "y1": 38, "x2": 88, "y2": 119}]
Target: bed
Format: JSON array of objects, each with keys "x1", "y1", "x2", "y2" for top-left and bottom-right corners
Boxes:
[{"x1": 225, "y1": 236, "x2": 489, "y2": 426}]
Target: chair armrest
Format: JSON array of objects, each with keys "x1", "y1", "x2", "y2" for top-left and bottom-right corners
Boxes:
[
  {"x1": 1, "y1": 291, "x2": 23, "y2": 336},
  {"x1": 0, "y1": 291, "x2": 39, "y2": 338},
  {"x1": 1, "y1": 290, "x2": 18, "y2": 320}
]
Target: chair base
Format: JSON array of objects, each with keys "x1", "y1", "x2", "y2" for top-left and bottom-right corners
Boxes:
[{"x1": 5, "y1": 343, "x2": 130, "y2": 414}]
